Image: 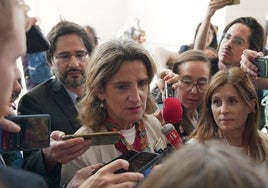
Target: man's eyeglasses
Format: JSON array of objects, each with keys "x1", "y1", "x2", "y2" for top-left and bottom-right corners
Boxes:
[
  {"x1": 54, "y1": 51, "x2": 88, "y2": 63},
  {"x1": 179, "y1": 79, "x2": 208, "y2": 93},
  {"x1": 221, "y1": 33, "x2": 247, "y2": 47}
]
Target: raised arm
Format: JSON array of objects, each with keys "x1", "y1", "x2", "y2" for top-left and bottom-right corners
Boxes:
[{"x1": 194, "y1": 0, "x2": 229, "y2": 50}]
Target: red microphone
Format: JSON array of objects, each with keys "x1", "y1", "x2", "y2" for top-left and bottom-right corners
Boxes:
[
  {"x1": 162, "y1": 98, "x2": 183, "y2": 124},
  {"x1": 161, "y1": 97, "x2": 184, "y2": 149}
]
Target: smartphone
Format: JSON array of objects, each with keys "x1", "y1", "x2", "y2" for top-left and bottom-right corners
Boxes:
[
  {"x1": 26, "y1": 25, "x2": 50, "y2": 53},
  {"x1": 227, "y1": 0, "x2": 240, "y2": 5},
  {"x1": 253, "y1": 57, "x2": 268, "y2": 78},
  {"x1": 125, "y1": 151, "x2": 160, "y2": 176},
  {"x1": 110, "y1": 151, "x2": 161, "y2": 177},
  {"x1": 0, "y1": 114, "x2": 51, "y2": 153},
  {"x1": 164, "y1": 82, "x2": 175, "y2": 98},
  {"x1": 61, "y1": 131, "x2": 121, "y2": 146}
]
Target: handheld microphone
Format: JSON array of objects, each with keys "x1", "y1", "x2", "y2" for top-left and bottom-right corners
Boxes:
[
  {"x1": 161, "y1": 97, "x2": 184, "y2": 149},
  {"x1": 161, "y1": 123, "x2": 183, "y2": 149},
  {"x1": 162, "y1": 97, "x2": 183, "y2": 124}
]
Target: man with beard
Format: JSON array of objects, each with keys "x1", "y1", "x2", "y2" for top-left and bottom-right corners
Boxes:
[
  {"x1": 193, "y1": 1, "x2": 265, "y2": 130},
  {"x1": 18, "y1": 20, "x2": 94, "y2": 188},
  {"x1": 210, "y1": 17, "x2": 265, "y2": 130}
]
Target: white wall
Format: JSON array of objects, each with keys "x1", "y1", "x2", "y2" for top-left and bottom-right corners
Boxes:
[
  {"x1": 25, "y1": 0, "x2": 268, "y2": 50},
  {"x1": 26, "y1": 0, "x2": 127, "y2": 41}
]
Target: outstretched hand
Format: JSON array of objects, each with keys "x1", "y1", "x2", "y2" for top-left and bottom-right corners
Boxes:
[
  {"x1": 157, "y1": 68, "x2": 180, "y2": 99},
  {"x1": 79, "y1": 159, "x2": 144, "y2": 188},
  {"x1": 42, "y1": 131, "x2": 92, "y2": 171},
  {"x1": 67, "y1": 163, "x2": 104, "y2": 188},
  {"x1": 206, "y1": 0, "x2": 229, "y2": 18}
]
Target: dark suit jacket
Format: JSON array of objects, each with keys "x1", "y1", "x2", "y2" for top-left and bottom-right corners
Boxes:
[
  {"x1": 18, "y1": 78, "x2": 81, "y2": 188},
  {"x1": 0, "y1": 166, "x2": 48, "y2": 188}
]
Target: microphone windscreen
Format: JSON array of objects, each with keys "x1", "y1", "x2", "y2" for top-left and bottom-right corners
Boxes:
[{"x1": 162, "y1": 98, "x2": 183, "y2": 124}]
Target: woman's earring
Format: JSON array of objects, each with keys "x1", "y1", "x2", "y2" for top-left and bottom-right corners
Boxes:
[{"x1": 100, "y1": 100, "x2": 104, "y2": 109}]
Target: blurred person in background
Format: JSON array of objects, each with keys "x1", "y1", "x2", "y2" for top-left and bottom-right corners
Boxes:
[
  {"x1": 84, "y1": 25, "x2": 99, "y2": 47},
  {"x1": 0, "y1": 0, "x2": 48, "y2": 187},
  {"x1": 18, "y1": 20, "x2": 94, "y2": 188}
]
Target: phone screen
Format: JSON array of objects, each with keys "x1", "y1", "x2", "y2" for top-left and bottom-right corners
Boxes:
[
  {"x1": 127, "y1": 152, "x2": 160, "y2": 175},
  {"x1": 113, "y1": 151, "x2": 160, "y2": 176},
  {"x1": 0, "y1": 114, "x2": 51, "y2": 153}
]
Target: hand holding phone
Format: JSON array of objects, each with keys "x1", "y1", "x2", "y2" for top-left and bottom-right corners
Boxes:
[
  {"x1": 78, "y1": 159, "x2": 144, "y2": 188},
  {"x1": 26, "y1": 25, "x2": 50, "y2": 53},
  {"x1": 253, "y1": 57, "x2": 268, "y2": 77},
  {"x1": 0, "y1": 114, "x2": 51, "y2": 153},
  {"x1": 164, "y1": 82, "x2": 175, "y2": 98},
  {"x1": 42, "y1": 130, "x2": 92, "y2": 165},
  {"x1": 0, "y1": 116, "x2": 20, "y2": 133},
  {"x1": 227, "y1": 0, "x2": 240, "y2": 5},
  {"x1": 99, "y1": 150, "x2": 160, "y2": 177}
]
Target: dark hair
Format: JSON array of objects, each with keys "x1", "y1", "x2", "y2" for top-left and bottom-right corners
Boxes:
[
  {"x1": 84, "y1": 25, "x2": 99, "y2": 47},
  {"x1": 220, "y1": 17, "x2": 264, "y2": 52},
  {"x1": 46, "y1": 20, "x2": 94, "y2": 65}
]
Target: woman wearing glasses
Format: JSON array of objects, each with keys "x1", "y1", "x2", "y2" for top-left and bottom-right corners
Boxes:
[
  {"x1": 156, "y1": 50, "x2": 210, "y2": 142},
  {"x1": 171, "y1": 50, "x2": 210, "y2": 141}
]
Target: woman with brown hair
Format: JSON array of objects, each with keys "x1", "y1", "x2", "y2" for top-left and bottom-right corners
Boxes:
[{"x1": 189, "y1": 67, "x2": 268, "y2": 178}]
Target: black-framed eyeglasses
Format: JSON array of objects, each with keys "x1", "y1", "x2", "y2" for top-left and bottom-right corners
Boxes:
[
  {"x1": 179, "y1": 78, "x2": 208, "y2": 93},
  {"x1": 54, "y1": 51, "x2": 88, "y2": 63}
]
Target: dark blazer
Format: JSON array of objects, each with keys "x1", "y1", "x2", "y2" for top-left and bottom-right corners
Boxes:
[
  {"x1": 0, "y1": 166, "x2": 48, "y2": 188},
  {"x1": 18, "y1": 78, "x2": 81, "y2": 188}
]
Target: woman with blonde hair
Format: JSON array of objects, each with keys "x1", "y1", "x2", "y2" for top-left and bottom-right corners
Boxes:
[{"x1": 61, "y1": 39, "x2": 166, "y2": 185}]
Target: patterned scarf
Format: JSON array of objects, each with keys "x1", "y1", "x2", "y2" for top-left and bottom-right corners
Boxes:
[{"x1": 106, "y1": 120, "x2": 150, "y2": 153}]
